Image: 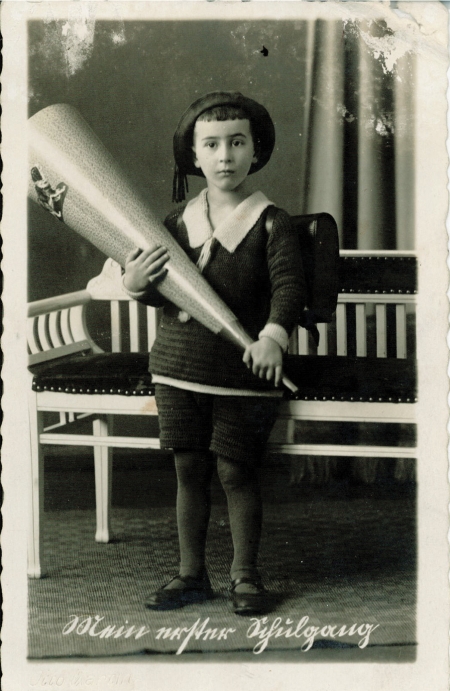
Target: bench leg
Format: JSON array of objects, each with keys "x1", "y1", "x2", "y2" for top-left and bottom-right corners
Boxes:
[
  {"x1": 28, "y1": 392, "x2": 44, "y2": 578},
  {"x1": 286, "y1": 418, "x2": 295, "y2": 444},
  {"x1": 93, "y1": 416, "x2": 112, "y2": 543}
]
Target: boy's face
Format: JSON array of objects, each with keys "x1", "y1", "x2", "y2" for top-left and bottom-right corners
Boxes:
[{"x1": 192, "y1": 119, "x2": 257, "y2": 194}]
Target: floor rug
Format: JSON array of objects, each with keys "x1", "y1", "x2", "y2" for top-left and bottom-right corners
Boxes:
[{"x1": 28, "y1": 495, "x2": 416, "y2": 660}]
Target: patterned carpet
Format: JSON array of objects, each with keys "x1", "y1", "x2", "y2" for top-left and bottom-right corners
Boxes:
[{"x1": 28, "y1": 477, "x2": 416, "y2": 660}]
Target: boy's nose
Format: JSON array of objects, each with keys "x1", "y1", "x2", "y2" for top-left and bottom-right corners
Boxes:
[{"x1": 218, "y1": 144, "x2": 232, "y2": 161}]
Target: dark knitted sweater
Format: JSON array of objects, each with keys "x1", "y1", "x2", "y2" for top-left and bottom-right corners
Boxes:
[{"x1": 141, "y1": 204, "x2": 306, "y2": 392}]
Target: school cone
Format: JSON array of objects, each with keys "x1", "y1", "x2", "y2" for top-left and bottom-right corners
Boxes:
[{"x1": 28, "y1": 104, "x2": 298, "y2": 394}]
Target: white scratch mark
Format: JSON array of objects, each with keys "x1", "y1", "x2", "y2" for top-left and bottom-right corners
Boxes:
[
  {"x1": 111, "y1": 30, "x2": 126, "y2": 46},
  {"x1": 60, "y1": 4, "x2": 96, "y2": 76},
  {"x1": 337, "y1": 104, "x2": 356, "y2": 124},
  {"x1": 364, "y1": 114, "x2": 395, "y2": 137},
  {"x1": 358, "y1": 28, "x2": 409, "y2": 75},
  {"x1": 375, "y1": 119, "x2": 388, "y2": 137},
  {"x1": 342, "y1": 3, "x2": 447, "y2": 74}
]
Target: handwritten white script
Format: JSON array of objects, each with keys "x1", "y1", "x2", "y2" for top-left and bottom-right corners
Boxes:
[
  {"x1": 155, "y1": 618, "x2": 236, "y2": 654},
  {"x1": 62, "y1": 615, "x2": 150, "y2": 640},
  {"x1": 246, "y1": 616, "x2": 379, "y2": 653},
  {"x1": 62, "y1": 614, "x2": 379, "y2": 654}
]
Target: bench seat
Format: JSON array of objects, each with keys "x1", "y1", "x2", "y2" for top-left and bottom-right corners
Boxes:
[{"x1": 31, "y1": 353, "x2": 416, "y2": 404}]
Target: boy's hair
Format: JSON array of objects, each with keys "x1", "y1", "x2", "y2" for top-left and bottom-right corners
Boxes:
[
  {"x1": 196, "y1": 104, "x2": 249, "y2": 122},
  {"x1": 195, "y1": 105, "x2": 259, "y2": 153}
]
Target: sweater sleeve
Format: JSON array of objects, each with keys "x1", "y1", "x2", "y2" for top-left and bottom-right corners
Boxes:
[
  {"x1": 265, "y1": 208, "x2": 306, "y2": 336},
  {"x1": 132, "y1": 207, "x2": 184, "y2": 309}
]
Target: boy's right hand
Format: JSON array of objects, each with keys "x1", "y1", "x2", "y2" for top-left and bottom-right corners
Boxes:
[{"x1": 123, "y1": 246, "x2": 170, "y2": 293}]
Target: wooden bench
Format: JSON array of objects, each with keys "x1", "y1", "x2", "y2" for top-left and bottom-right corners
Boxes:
[{"x1": 27, "y1": 251, "x2": 417, "y2": 578}]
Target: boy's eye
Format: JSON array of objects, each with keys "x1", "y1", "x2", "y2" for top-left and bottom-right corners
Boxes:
[
  {"x1": 232, "y1": 140, "x2": 245, "y2": 147},
  {"x1": 206, "y1": 142, "x2": 217, "y2": 149}
]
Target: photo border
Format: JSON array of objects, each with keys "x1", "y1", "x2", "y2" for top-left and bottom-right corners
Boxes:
[{"x1": 2, "y1": 2, "x2": 449, "y2": 689}]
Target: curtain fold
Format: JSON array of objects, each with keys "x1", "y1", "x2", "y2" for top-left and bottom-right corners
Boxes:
[
  {"x1": 302, "y1": 21, "x2": 345, "y2": 236},
  {"x1": 394, "y1": 51, "x2": 415, "y2": 251},
  {"x1": 357, "y1": 20, "x2": 392, "y2": 250},
  {"x1": 297, "y1": 21, "x2": 315, "y2": 217}
]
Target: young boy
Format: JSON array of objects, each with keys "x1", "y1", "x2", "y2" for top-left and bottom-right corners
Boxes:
[{"x1": 123, "y1": 92, "x2": 305, "y2": 615}]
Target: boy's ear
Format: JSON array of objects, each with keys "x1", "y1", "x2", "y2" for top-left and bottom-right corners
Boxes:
[
  {"x1": 252, "y1": 139, "x2": 261, "y2": 164},
  {"x1": 192, "y1": 148, "x2": 201, "y2": 169}
]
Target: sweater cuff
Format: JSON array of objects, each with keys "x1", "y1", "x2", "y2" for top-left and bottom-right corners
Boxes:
[
  {"x1": 258, "y1": 323, "x2": 289, "y2": 352},
  {"x1": 121, "y1": 275, "x2": 147, "y2": 300}
]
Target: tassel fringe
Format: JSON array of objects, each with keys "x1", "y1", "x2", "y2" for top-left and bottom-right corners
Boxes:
[
  {"x1": 178, "y1": 310, "x2": 191, "y2": 323},
  {"x1": 196, "y1": 237, "x2": 214, "y2": 273},
  {"x1": 172, "y1": 165, "x2": 189, "y2": 204}
]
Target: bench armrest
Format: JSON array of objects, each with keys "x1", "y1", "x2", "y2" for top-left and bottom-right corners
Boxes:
[{"x1": 28, "y1": 290, "x2": 91, "y2": 318}]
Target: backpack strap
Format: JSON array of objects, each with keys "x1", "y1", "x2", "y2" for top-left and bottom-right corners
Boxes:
[
  {"x1": 176, "y1": 207, "x2": 185, "y2": 232},
  {"x1": 265, "y1": 205, "x2": 278, "y2": 235}
]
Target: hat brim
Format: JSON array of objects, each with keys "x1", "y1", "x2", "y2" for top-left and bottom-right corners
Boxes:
[{"x1": 173, "y1": 91, "x2": 275, "y2": 178}]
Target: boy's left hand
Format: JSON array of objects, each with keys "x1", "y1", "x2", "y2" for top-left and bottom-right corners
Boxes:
[{"x1": 243, "y1": 337, "x2": 283, "y2": 387}]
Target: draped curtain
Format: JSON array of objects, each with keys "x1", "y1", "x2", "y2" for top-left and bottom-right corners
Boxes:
[
  {"x1": 291, "y1": 20, "x2": 416, "y2": 485},
  {"x1": 298, "y1": 20, "x2": 415, "y2": 251}
]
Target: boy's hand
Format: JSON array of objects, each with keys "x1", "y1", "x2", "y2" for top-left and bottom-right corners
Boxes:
[
  {"x1": 243, "y1": 337, "x2": 283, "y2": 387},
  {"x1": 123, "y1": 246, "x2": 170, "y2": 293}
]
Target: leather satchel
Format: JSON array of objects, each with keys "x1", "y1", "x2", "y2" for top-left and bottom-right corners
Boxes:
[{"x1": 266, "y1": 208, "x2": 340, "y2": 346}]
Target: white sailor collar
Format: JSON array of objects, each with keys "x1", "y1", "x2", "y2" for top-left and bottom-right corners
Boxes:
[{"x1": 181, "y1": 189, "x2": 273, "y2": 253}]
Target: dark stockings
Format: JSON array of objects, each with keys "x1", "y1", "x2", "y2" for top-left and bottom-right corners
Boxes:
[
  {"x1": 175, "y1": 450, "x2": 214, "y2": 580},
  {"x1": 216, "y1": 456, "x2": 262, "y2": 587},
  {"x1": 166, "y1": 451, "x2": 263, "y2": 594}
]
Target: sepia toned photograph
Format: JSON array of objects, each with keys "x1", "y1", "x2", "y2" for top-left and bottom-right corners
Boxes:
[{"x1": 2, "y1": 2, "x2": 449, "y2": 690}]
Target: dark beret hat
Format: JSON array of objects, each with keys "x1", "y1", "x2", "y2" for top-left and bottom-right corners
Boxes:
[{"x1": 172, "y1": 91, "x2": 275, "y2": 202}]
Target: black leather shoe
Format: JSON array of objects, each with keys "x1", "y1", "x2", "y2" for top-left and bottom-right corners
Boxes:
[
  {"x1": 230, "y1": 577, "x2": 267, "y2": 615},
  {"x1": 145, "y1": 573, "x2": 213, "y2": 610}
]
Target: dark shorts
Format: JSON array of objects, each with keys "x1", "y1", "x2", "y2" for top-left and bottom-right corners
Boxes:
[{"x1": 155, "y1": 384, "x2": 281, "y2": 465}]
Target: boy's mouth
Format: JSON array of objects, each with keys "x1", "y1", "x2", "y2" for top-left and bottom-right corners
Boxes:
[{"x1": 218, "y1": 169, "x2": 234, "y2": 175}]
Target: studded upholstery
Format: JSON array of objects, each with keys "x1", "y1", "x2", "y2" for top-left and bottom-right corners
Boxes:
[
  {"x1": 30, "y1": 352, "x2": 416, "y2": 403},
  {"x1": 284, "y1": 355, "x2": 416, "y2": 403},
  {"x1": 30, "y1": 353, "x2": 154, "y2": 396},
  {"x1": 338, "y1": 256, "x2": 417, "y2": 295}
]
